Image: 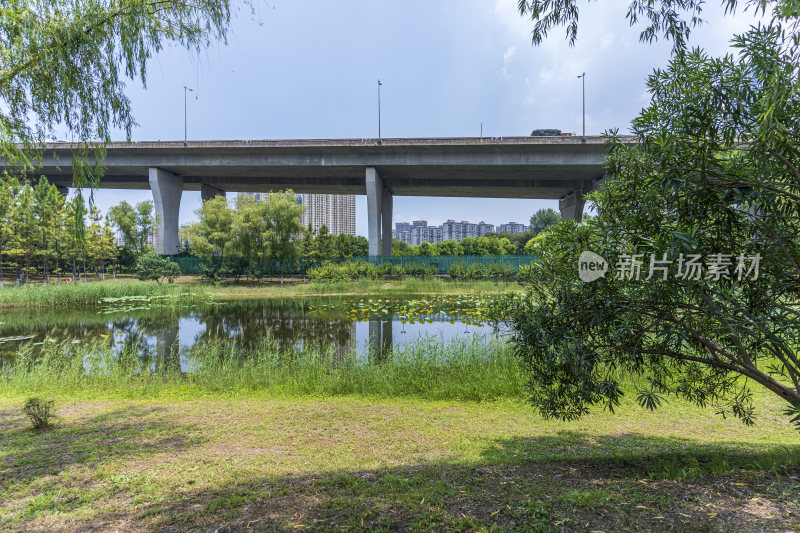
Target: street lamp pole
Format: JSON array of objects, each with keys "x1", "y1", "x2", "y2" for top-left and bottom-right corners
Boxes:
[
  {"x1": 377, "y1": 79, "x2": 382, "y2": 140},
  {"x1": 577, "y1": 73, "x2": 585, "y2": 137},
  {"x1": 183, "y1": 85, "x2": 194, "y2": 144}
]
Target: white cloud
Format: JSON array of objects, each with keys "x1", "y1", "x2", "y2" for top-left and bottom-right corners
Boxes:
[{"x1": 501, "y1": 45, "x2": 517, "y2": 79}]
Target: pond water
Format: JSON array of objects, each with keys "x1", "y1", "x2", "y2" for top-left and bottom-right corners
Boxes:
[{"x1": 0, "y1": 297, "x2": 505, "y2": 367}]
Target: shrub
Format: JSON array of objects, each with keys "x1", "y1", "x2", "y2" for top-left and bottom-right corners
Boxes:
[
  {"x1": 376, "y1": 262, "x2": 404, "y2": 278},
  {"x1": 307, "y1": 261, "x2": 377, "y2": 281},
  {"x1": 404, "y1": 263, "x2": 437, "y2": 279},
  {"x1": 23, "y1": 398, "x2": 56, "y2": 430},
  {"x1": 448, "y1": 262, "x2": 467, "y2": 280},
  {"x1": 465, "y1": 263, "x2": 486, "y2": 280},
  {"x1": 486, "y1": 263, "x2": 516, "y2": 282},
  {"x1": 135, "y1": 253, "x2": 181, "y2": 283}
]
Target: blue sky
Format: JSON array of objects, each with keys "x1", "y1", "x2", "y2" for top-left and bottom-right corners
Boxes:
[{"x1": 84, "y1": 0, "x2": 759, "y2": 235}]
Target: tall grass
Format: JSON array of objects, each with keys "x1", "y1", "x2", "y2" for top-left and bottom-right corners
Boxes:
[
  {"x1": 0, "y1": 281, "x2": 206, "y2": 308},
  {"x1": 2, "y1": 335, "x2": 526, "y2": 401}
]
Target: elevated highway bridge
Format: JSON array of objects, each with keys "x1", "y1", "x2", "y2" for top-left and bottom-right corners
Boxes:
[{"x1": 18, "y1": 135, "x2": 634, "y2": 255}]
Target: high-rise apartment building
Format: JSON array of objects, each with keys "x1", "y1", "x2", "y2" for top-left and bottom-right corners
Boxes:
[
  {"x1": 245, "y1": 192, "x2": 356, "y2": 235},
  {"x1": 297, "y1": 194, "x2": 356, "y2": 235},
  {"x1": 497, "y1": 222, "x2": 529, "y2": 234},
  {"x1": 441, "y1": 220, "x2": 495, "y2": 242},
  {"x1": 393, "y1": 219, "x2": 496, "y2": 246}
]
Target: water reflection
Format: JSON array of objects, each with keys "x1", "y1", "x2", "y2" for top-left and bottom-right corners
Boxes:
[{"x1": 0, "y1": 298, "x2": 497, "y2": 365}]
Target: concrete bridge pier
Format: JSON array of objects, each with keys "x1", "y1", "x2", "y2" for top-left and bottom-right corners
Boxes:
[
  {"x1": 366, "y1": 167, "x2": 393, "y2": 256},
  {"x1": 559, "y1": 191, "x2": 585, "y2": 221},
  {"x1": 149, "y1": 167, "x2": 183, "y2": 255},
  {"x1": 381, "y1": 186, "x2": 393, "y2": 256}
]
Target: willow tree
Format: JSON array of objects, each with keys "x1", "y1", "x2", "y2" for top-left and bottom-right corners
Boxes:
[
  {"x1": 1, "y1": 0, "x2": 241, "y2": 183},
  {"x1": 264, "y1": 190, "x2": 304, "y2": 283},
  {"x1": 509, "y1": 1, "x2": 800, "y2": 428}
]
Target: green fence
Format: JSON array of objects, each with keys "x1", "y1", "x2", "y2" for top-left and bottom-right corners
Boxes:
[
  {"x1": 167, "y1": 255, "x2": 539, "y2": 276},
  {"x1": 341, "y1": 255, "x2": 539, "y2": 275},
  {"x1": 168, "y1": 256, "x2": 207, "y2": 275}
]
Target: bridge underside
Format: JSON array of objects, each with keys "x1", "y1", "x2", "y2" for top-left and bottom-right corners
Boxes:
[{"x1": 16, "y1": 136, "x2": 626, "y2": 254}]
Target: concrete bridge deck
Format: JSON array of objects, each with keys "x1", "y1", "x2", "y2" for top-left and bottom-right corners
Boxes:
[{"x1": 18, "y1": 135, "x2": 634, "y2": 255}]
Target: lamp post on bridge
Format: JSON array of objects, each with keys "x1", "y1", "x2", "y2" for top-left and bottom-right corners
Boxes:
[
  {"x1": 577, "y1": 73, "x2": 585, "y2": 137},
  {"x1": 377, "y1": 79, "x2": 382, "y2": 141},
  {"x1": 183, "y1": 85, "x2": 194, "y2": 145}
]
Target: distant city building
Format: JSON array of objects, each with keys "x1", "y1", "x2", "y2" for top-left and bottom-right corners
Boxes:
[
  {"x1": 441, "y1": 220, "x2": 494, "y2": 242},
  {"x1": 393, "y1": 219, "x2": 495, "y2": 246},
  {"x1": 393, "y1": 220, "x2": 442, "y2": 246},
  {"x1": 246, "y1": 192, "x2": 356, "y2": 235},
  {"x1": 497, "y1": 222, "x2": 529, "y2": 234}
]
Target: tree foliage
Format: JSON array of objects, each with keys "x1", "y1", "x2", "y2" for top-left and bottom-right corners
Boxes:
[
  {"x1": 1, "y1": 0, "x2": 240, "y2": 184},
  {"x1": 509, "y1": 1, "x2": 800, "y2": 426},
  {"x1": 517, "y1": 0, "x2": 771, "y2": 51},
  {"x1": 528, "y1": 208, "x2": 560, "y2": 235},
  {"x1": 134, "y1": 252, "x2": 180, "y2": 283}
]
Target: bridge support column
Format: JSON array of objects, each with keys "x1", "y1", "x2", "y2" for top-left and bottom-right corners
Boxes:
[
  {"x1": 559, "y1": 192, "x2": 585, "y2": 221},
  {"x1": 149, "y1": 167, "x2": 183, "y2": 255},
  {"x1": 201, "y1": 183, "x2": 225, "y2": 202},
  {"x1": 381, "y1": 187, "x2": 393, "y2": 256},
  {"x1": 366, "y1": 167, "x2": 383, "y2": 256}
]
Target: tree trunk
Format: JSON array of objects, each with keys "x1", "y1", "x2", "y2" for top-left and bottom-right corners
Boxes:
[
  {"x1": 55, "y1": 244, "x2": 61, "y2": 284},
  {"x1": 42, "y1": 233, "x2": 48, "y2": 285}
]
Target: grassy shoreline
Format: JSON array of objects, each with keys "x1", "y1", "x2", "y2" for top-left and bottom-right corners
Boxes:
[
  {"x1": 2, "y1": 336, "x2": 524, "y2": 401},
  {"x1": 0, "y1": 277, "x2": 518, "y2": 308}
]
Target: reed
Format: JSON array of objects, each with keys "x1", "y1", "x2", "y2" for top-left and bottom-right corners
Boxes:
[
  {"x1": 0, "y1": 281, "x2": 208, "y2": 308},
  {"x1": 1, "y1": 335, "x2": 526, "y2": 401}
]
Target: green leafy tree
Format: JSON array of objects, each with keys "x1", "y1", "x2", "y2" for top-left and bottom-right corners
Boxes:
[
  {"x1": 528, "y1": 208, "x2": 560, "y2": 236},
  {"x1": 315, "y1": 225, "x2": 334, "y2": 260},
  {"x1": 134, "y1": 201, "x2": 156, "y2": 255},
  {"x1": 108, "y1": 200, "x2": 156, "y2": 258},
  {"x1": 487, "y1": 236, "x2": 516, "y2": 255},
  {"x1": 523, "y1": 231, "x2": 551, "y2": 255},
  {"x1": 301, "y1": 224, "x2": 321, "y2": 266},
  {"x1": 186, "y1": 196, "x2": 235, "y2": 260},
  {"x1": 62, "y1": 193, "x2": 87, "y2": 282},
  {"x1": 417, "y1": 242, "x2": 437, "y2": 256},
  {"x1": 7, "y1": 183, "x2": 38, "y2": 283},
  {"x1": 391, "y1": 238, "x2": 408, "y2": 256},
  {"x1": 462, "y1": 236, "x2": 490, "y2": 256},
  {"x1": 334, "y1": 234, "x2": 368, "y2": 258},
  {"x1": 509, "y1": 0, "x2": 800, "y2": 426},
  {"x1": 0, "y1": 0, "x2": 238, "y2": 183},
  {"x1": 0, "y1": 175, "x2": 19, "y2": 287},
  {"x1": 32, "y1": 177, "x2": 63, "y2": 283},
  {"x1": 232, "y1": 194, "x2": 270, "y2": 277},
  {"x1": 435, "y1": 239, "x2": 464, "y2": 256},
  {"x1": 264, "y1": 190, "x2": 304, "y2": 283},
  {"x1": 135, "y1": 252, "x2": 181, "y2": 283},
  {"x1": 87, "y1": 206, "x2": 116, "y2": 279}
]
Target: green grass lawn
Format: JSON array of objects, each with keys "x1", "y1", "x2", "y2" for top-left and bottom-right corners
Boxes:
[{"x1": 1, "y1": 392, "x2": 798, "y2": 532}]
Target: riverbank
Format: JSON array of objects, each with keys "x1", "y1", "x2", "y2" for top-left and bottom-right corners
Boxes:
[
  {"x1": 1, "y1": 391, "x2": 797, "y2": 532},
  {"x1": 0, "y1": 277, "x2": 518, "y2": 309}
]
